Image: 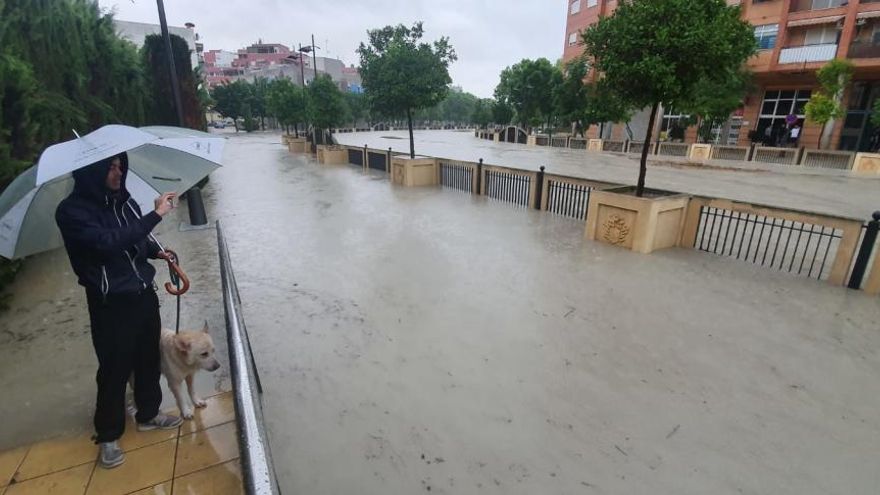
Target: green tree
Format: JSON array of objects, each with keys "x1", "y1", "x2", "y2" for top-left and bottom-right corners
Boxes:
[
  {"x1": 583, "y1": 81, "x2": 632, "y2": 138},
  {"x1": 683, "y1": 70, "x2": 752, "y2": 143},
  {"x1": 357, "y1": 22, "x2": 457, "y2": 158},
  {"x1": 439, "y1": 88, "x2": 478, "y2": 124},
  {"x1": 582, "y1": 0, "x2": 755, "y2": 196},
  {"x1": 494, "y1": 58, "x2": 562, "y2": 131},
  {"x1": 472, "y1": 98, "x2": 493, "y2": 129},
  {"x1": 250, "y1": 76, "x2": 270, "y2": 130},
  {"x1": 212, "y1": 80, "x2": 253, "y2": 132},
  {"x1": 345, "y1": 91, "x2": 369, "y2": 127},
  {"x1": 267, "y1": 78, "x2": 308, "y2": 136},
  {"x1": 492, "y1": 99, "x2": 514, "y2": 126},
  {"x1": 308, "y1": 75, "x2": 347, "y2": 137},
  {"x1": 805, "y1": 59, "x2": 854, "y2": 149},
  {"x1": 142, "y1": 34, "x2": 206, "y2": 130},
  {"x1": 555, "y1": 58, "x2": 590, "y2": 136}
]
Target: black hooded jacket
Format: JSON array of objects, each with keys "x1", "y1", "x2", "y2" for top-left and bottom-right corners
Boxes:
[{"x1": 55, "y1": 153, "x2": 163, "y2": 295}]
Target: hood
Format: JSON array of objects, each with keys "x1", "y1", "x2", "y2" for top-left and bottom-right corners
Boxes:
[{"x1": 72, "y1": 152, "x2": 130, "y2": 204}]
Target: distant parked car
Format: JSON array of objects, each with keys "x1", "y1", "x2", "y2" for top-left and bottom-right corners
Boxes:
[{"x1": 212, "y1": 121, "x2": 225, "y2": 129}]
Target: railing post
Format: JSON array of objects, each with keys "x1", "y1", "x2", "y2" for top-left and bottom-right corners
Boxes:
[
  {"x1": 363, "y1": 144, "x2": 368, "y2": 172},
  {"x1": 848, "y1": 211, "x2": 880, "y2": 289},
  {"x1": 476, "y1": 158, "x2": 483, "y2": 195},
  {"x1": 387, "y1": 147, "x2": 392, "y2": 173},
  {"x1": 534, "y1": 166, "x2": 545, "y2": 210}
]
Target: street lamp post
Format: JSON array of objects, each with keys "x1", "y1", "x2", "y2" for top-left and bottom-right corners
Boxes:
[{"x1": 155, "y1": 0, "x2": 207, "y2": 226}]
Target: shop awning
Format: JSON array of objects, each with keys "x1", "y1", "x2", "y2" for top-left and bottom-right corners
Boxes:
[{"x1": 788, "y1": 15, "x2": 844, "y2": 27}]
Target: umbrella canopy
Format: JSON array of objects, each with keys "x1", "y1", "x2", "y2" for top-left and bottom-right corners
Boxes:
[{"x1": 0, "y1": 125, "x2": 224, "y2": 260}]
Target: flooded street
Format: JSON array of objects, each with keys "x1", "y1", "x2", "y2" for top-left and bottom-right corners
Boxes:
[
  {"x1": 1, "y1": 131, "x2": 878, "y2": 494},
  {"x1": 336, "y1": 130, "x2": 880, "y2": 220},
  {"x1": 206, "y1": 133, "x2": 880, "y2": 495}
]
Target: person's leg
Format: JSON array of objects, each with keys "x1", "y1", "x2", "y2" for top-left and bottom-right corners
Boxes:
[
  {"x1": 133, "y1": 290, "x2": 163, "y2": 424},
  {"x1": 87, "y1": 292, "x2": 137, "y2": 443}
]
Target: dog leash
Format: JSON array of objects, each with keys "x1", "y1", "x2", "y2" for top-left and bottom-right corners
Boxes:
[{"x1": 148, "y1": 232, "x2": 189, "y2": 335}]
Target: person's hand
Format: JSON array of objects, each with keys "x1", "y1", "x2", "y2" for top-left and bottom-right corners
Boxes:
[
  {"x1": 154, "y1": 192, "x2": 177, "y2": 217},
  {"x1": 156, "y1": 250, "x2": 176, "y2": 263}
]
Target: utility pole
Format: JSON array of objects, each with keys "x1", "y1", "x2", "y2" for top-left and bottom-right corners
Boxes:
[
  {"x1": 312, "y1": 34, "x2": 318, "y2": 79},
  {"x1": 298, "y1": 43, "x2": 306, "y2": 87}
]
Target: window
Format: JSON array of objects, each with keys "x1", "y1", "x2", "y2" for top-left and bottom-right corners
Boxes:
[
  {"x1": 756, "y1": 89, "x2": 811, "y2": 143},
  {"x1": 569, "y1": 32, "x2": 578, "y2": 46},
  {"x1": 810, "y1": 0, "x2": 844, "y2": 9},
  {"x1": 754, "y1": 24, "x2": 778, "y2": 50},
  {"x1": 804, "y1": 25, "x2": 839, "y2": 46},
  {"x1": 587, "y1": 0, "x2": 598, "y2": 7},
  {"x1": 570, "y1": 0, "x2": 581, "y2": 14}
]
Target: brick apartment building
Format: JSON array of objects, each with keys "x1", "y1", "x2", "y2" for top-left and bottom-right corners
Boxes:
[{"x1": 563, "y1": 0, "x2": 880, "y2": 151}]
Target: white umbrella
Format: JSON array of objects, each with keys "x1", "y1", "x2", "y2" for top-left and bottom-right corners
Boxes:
[{"x1": 0, "y1": 125, "x2": 224, "y2": 260}]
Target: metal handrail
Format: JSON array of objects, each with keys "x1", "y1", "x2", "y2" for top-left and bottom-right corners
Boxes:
[{"x1": 217, "y1": 220, "x2": 280, "y2": 495}]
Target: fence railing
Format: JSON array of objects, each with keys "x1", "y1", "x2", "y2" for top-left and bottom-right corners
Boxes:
[
  {"x1": 542, "y1": 175, "x2": 619, "y2": 221},
  {"x1": 438, "y1": 159, "x2": 477, "y2": 193},
  {"x1": 752, "y1": 146, "x2": 799, "y2": 165},
  {"x1": 602, "y1": 140, "x2": 626, "y2": 153},
  {"x1": 535, "y1": 135, "x2": 550, "y2": 146},
  {"x1": 710, "y1": 145, "x2": 750, "y2": 161},
  {"x1": 657, "y1": 142, "x2": 690, "y2": 157},
  {"x1": 800, "y1": 149, "x2": 855, "y2": 170},
  {"x1": 550, "y1": 136, "x2": 568, "y2": 148},
  {"x1": 347, "y1": 148, "x2": 363, "y2": 167},
  {"x1": 682, "y1": 198, "x2": 863, "y2": 284},
  {"x1": 217, "y1": 221, "x2": 281, "y2": 495},
  {"x1": 482, "y1": 165, "x2": 534, "y2": 207},
  {"x1": 569, "y1": 137, "x2": 587, "y2": 149},
  {"x1": 367, "y1": 149, "x2": 388, "y2": 172},
  {"x1": 627, "y1": 141, "x2": 653, "y2": 155}
]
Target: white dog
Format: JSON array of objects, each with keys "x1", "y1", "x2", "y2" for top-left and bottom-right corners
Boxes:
[{"x1": 159, "y1": 323, "x2": 221, "y2": 419}]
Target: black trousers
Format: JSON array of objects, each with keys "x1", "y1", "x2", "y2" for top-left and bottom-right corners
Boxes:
[{"x1": 86, "y1": 288, "x2": 162, "y2": 442}]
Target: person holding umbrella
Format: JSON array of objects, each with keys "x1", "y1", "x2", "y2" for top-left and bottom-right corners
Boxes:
[{"x1": 55, "y1": 153, "x2": 182, "y2": 469}]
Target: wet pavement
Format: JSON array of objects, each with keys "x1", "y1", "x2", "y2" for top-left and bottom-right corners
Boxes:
[
  {"x1": 336, "y1": 130, "x2": 880, "y2": 220},
  {"x1": 2, "y1": 131, "x2": 880, "y2": 495}
]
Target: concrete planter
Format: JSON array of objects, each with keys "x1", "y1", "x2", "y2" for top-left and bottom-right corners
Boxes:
[
  {"x1": 316, "y1": 145, "x2": 348, "y2": 165},
  {"x1": 585, "y1": 186, "x2": 690, "y2": 254},
  {"x1": 852, "y1": 152, "x2": 880, "y2": 176},
  {"x1": 391, "y1": 156, "x2": 438, "y2": 187},
  {"x1": 588, "y1": 139, "x2": 603, "y2": 152},
  {"x1": 688, "y1": 143, "x2": 712, "y2": 161},
  {"x1": 527, "y1": 135, "x2": 538, "y2": 146},
  {"x1": 287, "y1": 137, "x2": 307, "y2": 153}
]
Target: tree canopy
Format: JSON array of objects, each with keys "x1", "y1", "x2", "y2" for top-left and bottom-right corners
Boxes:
[
  {"x1": 142, "y1": 34, "x2": 206, "y2": 130},
  {"x1": 308, "y1": 74, "x2": 347, "y2": 134},
  {"x1": 266, "y1": 78, "x2": 308, "y2": 136},
  {"x1": 212, "y1": 80, "x2": 253, "y2": 132},
  {"x1": 582, "y1": 0, "x2": 755, "y2": 196},
  {"x1": 494, "y1": 58, "x2": 562, "y2": 130},
  {"x1": 357, "y1": 22, "x2": 457, "y2": 157}
]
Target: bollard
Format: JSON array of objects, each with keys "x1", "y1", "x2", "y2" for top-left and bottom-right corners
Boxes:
[
  {"x1": 848, "y1": 211, "x2": 880, "y2": 289},
  {"x1": 534, "y1": 166, "x2": 545, "y2": 210},
  {"x1": 387, "y1": 147, "x2": 392, "y2": 173},
  {"x1": 186, "y1": 186, "x2": 208, "y2": 226},
  {"x1": 363, "y1": 145, "x2": 368, "y2": 171}
]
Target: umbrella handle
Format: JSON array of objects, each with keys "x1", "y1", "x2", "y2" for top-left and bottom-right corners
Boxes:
[{"x1": 163, "y1": 249, "x2": 190, "y2": 296}]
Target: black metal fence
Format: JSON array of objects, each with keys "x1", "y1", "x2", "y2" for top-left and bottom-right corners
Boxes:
[
  {"x1": 546, "y1": 180, "x2": 593, "y2": 220},
  {"x1": 439, "y1": 161, "x2": 474, "y2": 193},
  {"x1": 348, "y1": 149, "x2": 363, "y2": 167},
  {"x1": 484, "y1": 169, "x2": 531, "y2": 207},
  {"x1": 368, "y1": 151, "x2": 387, "y2": 171},
  {"x1": 694, "y1": 206, "x2": 842, "y2": 280}
]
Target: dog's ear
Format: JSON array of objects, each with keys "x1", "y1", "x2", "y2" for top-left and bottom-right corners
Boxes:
[
  {"x1": 175, "y1": 336, "x2": 191, "y2": 353},
  {"x1": 202, "y1": 320, "x2": 209, "y2": 334}
]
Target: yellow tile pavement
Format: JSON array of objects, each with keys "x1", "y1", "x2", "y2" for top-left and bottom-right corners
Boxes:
[
  {"x1": 117, "y1": 416, "x2": 178, "y2": 453},
  {"x1": 4, "y1": 463, "x2": 93, "y2": 495},
  {"x1": 180, "y1": 392, "x2": 235, "y2": 435},
  {"x1": 0, "y1": 446, "x2": 28, "y2": 488},
  {"x1": 14, "y1": 434, "x2": 96, "y2": 482},
  {"x1": 175, "y1": 421, "x2": 238, "y2": 477},
  {"x1": 172, "y1": 460, "x2": 244, "y2": 495},
  {"x1": 85, "y1": 439, "x2": 175, "y2": 495},
  {"x1": 128, "y1": 480, "x2": 172, "y2": 494}
]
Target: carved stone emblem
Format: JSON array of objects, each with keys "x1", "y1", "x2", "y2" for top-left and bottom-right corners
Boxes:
[{"x1": 602, "y1": 214, "x2": 630, "y2": 245}]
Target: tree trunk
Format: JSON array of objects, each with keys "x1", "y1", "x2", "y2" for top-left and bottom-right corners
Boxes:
[
  {"x1": 260, "y1": 115, "x2": 265, "y2": 130},
  {"x1": 294, "y1": 122, "x2": 299, "y2": 138},
  {"x1": 819, "y1": 123, "x2": 824, "y2": 149},
  {"x1": 233, "y1": 119, "x2": 239, "y2": 133},
  {"x1": 407, "y1": 108, "x2": 415, "y2": 158},
  {"x1": 638, "y1": 102, "x2": 660, "y2": 198}
]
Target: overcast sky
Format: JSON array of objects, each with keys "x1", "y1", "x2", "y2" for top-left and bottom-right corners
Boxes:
[{"x1": 97, "y1": 0, "x2": 567, "y2": 98}]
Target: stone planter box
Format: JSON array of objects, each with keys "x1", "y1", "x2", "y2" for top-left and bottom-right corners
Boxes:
[
  {"x1": 585, "y1": 186, "x2": 690, "y2": 254},
  {"x1": 287, "y1": 137, "x2": 307, "y2": 153},
  {"x1": 852, "y1": 152, "x2": 880, "y2": 176},
  {"x1": 391, "y1": 156, "x2": 438, "y2": 187},
  {"x1": 316, "y1": 145, "x2": 348, "y2": 165},
  {"x1": 688, "y1": 143, "x2": 712, "y2": 161},
  {"x1": 527, "y1": 135, "x2": 538, "y2": 146},
  {"x1": 588, "y1": 139, "x2": 603, "y2": 152}
]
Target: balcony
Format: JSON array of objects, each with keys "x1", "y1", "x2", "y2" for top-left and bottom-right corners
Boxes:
[
  {"x1": 778, "y1": 43, "x2": 838, "y2": 64},
  {"x1": 849, "y1": 41, "x2": 880, "y2": 58},
  {"x1": 789, "y1": 0, "x2": 846, "y2": 12}
]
